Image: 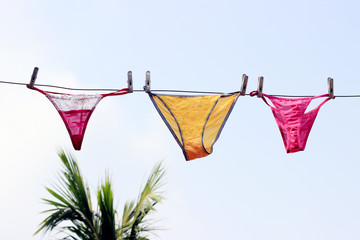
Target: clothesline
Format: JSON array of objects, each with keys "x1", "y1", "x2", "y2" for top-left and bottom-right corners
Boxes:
[
  {"x1": 1, "y1": 80, "x2": 360, "y2": 98},
  {"x1": 5, "y1": 80, "x2": 342, "y2": 159}
]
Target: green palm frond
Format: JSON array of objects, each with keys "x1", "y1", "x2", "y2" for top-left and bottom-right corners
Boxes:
[
  {"x1": 35, "y1": 150, "x2": 99, "y2": 240},
  {"x1": 35, "y1": 149, "x2": 166, "y2": 240},
  {"x1": 121, "y1": 162, "x2": 166, "y2": 240},
  {"x1": 134, "y1": 161, "x2": 166, "y2": 217},
  {"x1": 119, "y1": 200, "x2": 136, "y2": 236},
  {"x1": 97, "y1": 174, "x2": 116, "y2": 240},
  {"x1": 58, "y1": 151, "x2": 94, "y2": 221}
]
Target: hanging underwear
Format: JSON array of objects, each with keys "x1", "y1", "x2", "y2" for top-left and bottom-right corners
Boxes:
[
  {"x1": 28, "y1": 86, "x2": 130, "y2": 150},
  {"x1": 148, "y1": 92, "x2": 240, "y2": 161},
  {"x1": 250, "y1": 91, "x2": 331, "y2": 153}
]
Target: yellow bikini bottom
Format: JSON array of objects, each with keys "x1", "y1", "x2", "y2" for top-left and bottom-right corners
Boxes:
[{"x1": 149, "y1": 92, "x2": 240, "y2": 161}]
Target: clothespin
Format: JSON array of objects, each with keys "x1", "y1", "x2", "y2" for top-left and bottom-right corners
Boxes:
[
  {"x1": 240, "y1": 74, "x2": 248, "y2": 96},
  {"x1": 127, "y1": 71, "x2": 133, "y2": 93},
  {"x1": 328, "y1": 77, "x2": 334, "y2": 99},
  {"x1": 144, "y1": 71, "x2": 151, "y2": 93},
  {"x1": 29, "y1": 67, "x2": 39, "y2": 89},
  {"x1": 257, "y1": 76, "x2": 264, "y2": 98}
]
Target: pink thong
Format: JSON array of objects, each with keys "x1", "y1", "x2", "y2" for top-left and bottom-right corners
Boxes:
[
  {"x1": 28, "y1": 86, "x2": 130, "y2": 150},
  {"x1": 251, "y1": 91, "x2": 331, "y2": 153}
]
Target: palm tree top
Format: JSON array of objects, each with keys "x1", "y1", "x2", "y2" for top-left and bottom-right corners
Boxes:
[{"x1": 35, "y1": 149, "x2": 166, "y2": 240}]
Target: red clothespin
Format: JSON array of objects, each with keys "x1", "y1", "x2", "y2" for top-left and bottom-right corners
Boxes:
[
  {"x1": 144, "y1": 71, "x2": 151, "y2": 93},
  {"x1": 257, "y1": 76, "x2": 264, "y2": 98},
  {"x1": 240, "y1": 74, "x2": 248, "y2": 96},
  {"x1": 127, "y1": 71, "x2": 133, "y2": 93},
  {"x1": 29, "y1": 67, "x2": 39, "y2": 89},
  {"x1": 328, "y1": 77, "x2": 334, "y2": 99}
]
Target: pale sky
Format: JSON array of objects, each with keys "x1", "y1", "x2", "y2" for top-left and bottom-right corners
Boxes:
[{"x1": 1, "y1": 0, "x2": 360, "y2": 239}]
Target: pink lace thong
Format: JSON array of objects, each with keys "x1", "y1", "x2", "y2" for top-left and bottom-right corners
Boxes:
[
  {"x1": 28, "y1": 86, "x2": 130, "y2": 150},
  {"x1": 251, "y1": 91, "x2": 331, "y2": 153}
]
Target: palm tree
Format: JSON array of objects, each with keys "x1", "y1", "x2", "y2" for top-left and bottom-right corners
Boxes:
[{"x1": 35, "y1": 149, "x2": 166, "y2": 240}]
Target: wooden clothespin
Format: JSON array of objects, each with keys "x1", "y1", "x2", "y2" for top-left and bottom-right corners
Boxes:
[
  {"x1": 29, "y1": 67, "x2": 39, "y2": 89},
  {"x1": 257, "y1": 76, "x2": 264, "y2": 98},
  {"x1": 328, "y1": 77, "x2": 334, "y2": 99},
  {"x1": 240, "y1": 74, "x2": 248, "y2": 96},
  {"x1": 144, "y1": 71, "x2": 151, "y2": 93},
  {"x1": 127, "y1": 71, "x2": 133, "y2": 93}
]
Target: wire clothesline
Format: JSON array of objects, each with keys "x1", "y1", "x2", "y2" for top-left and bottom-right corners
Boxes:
[{"x1": 1, "y1": 80, "x2": 360, "y2": 98}]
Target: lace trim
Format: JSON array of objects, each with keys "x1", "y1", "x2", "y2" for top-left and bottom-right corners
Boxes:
[{"x1": 46, "y1": 93, "x2": 102, "y2": 111}]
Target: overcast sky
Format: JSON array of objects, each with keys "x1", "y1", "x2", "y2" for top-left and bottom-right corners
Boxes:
[{"x1": 1, "y1": 0, "x2": 360, "y2": 239}]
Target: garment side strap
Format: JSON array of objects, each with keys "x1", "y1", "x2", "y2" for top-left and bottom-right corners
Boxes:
[
  {"x1": 250, "y1": 91, "x2": 273, "y2": 108},
  {"x1": 27, "y1": 85, "x2": 47, "y2": 95},
  {"x1": 27, "y1": 85, "x2": 74, "y2": 95},
  {"x1": 311, "y1": 94, "x2": 332, "y2": 110},
  {"x1": 101, "y1": 88, "x2": 130, "y2": 97},
  {"x1": 311, "y1": 93, "x2": 330, "y2": 100}
]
